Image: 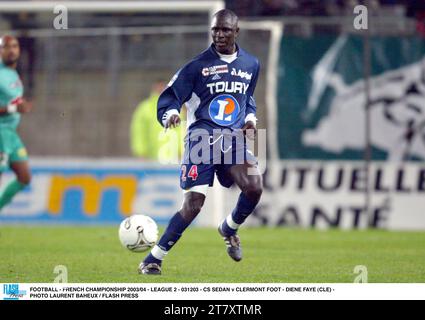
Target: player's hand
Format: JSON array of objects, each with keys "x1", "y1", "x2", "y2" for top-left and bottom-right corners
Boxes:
[
  {"x1": 166, "y1": 114, "x2": 181, "y2": 129},
  {"x1": 17, "y1": 99, "x2": 33, "y2": 114},
  {"x1": 242, "y1": 121, "x2": 257, "y2": 140}
]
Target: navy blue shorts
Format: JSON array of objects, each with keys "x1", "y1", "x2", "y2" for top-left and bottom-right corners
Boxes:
[{"x1": 180, "y1": 131, "x2": 257, "y2": 190}]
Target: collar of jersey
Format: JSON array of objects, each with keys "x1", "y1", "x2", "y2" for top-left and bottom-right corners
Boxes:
[
  {"x1": 0, "y1": 61, "x2": 12, "y2": 70},
  {"x1": 209, "y1": 43, "x2": 243, "y2": 62}
]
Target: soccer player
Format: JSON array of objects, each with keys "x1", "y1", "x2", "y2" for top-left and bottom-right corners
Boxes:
[
  {"x1": 0, "y1": 35, "x2": 32, "y2": 211},
  {"x1": 139, "y1": 9, "x2": 262, "y2": 275}
]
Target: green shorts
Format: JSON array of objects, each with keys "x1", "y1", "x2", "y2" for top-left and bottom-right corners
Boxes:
[{"x1": 0, "y1": 127, "x2": 28, "y2": 171}]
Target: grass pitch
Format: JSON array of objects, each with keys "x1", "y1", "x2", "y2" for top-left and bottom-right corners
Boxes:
[{"x1": 0, "y1": 226, "x2": 424, "y2": 283}]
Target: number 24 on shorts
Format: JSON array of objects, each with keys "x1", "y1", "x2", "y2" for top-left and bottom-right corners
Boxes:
[{"x1": 181, "y1": 165, "x2": 198, "y2": 181}]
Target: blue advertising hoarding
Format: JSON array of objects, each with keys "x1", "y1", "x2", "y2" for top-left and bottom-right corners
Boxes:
[{"x1": 0, "y1": 159, "x2": 182, "y2": 225}]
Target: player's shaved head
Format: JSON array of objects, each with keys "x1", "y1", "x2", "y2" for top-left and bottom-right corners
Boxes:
[
  {"x1": 211, "y1": 9, "x2": 239, "y2": 55},
  {"x1": 0, "y1": 35, "x2": 20, "y2": 67},
  {"x1": 213, "y1": 9, "x2": 239, "y2": 28}
]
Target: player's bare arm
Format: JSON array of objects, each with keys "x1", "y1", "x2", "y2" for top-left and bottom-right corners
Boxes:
[
  {"x1": 242, "y1": 120, "x2": 257, "y2": 140},
  {"x1": 165, "y1": 114, "x2": 181, "y2": 129}
]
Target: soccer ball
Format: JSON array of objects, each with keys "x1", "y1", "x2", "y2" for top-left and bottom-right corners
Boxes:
[{"x1": 118, "y1": 214, "x2": 159, "y2": 252}]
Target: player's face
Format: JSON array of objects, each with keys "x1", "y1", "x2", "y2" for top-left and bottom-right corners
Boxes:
[
  {"x1": 0, "y1": 37, "x2": 20, "y2": 66},
  {"x1": 211, "y1": 16, "x2": 239, "y2": 55}
]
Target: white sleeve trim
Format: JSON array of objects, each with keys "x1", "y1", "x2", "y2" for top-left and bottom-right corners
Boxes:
[
  {"x1": 244, "y1": 113, "x2": 257, "y2": 126},
  {"x1": 7, "y1": 103, "x2": 17, "y2": 113},
  {"x1": 162, "y1": 109, "x2": 180, "y2": 127}
]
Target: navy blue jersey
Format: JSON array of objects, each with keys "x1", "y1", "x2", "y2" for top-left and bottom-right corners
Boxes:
[{"x1": 157, "y1": 44, "x2": 260, "y2": 134}]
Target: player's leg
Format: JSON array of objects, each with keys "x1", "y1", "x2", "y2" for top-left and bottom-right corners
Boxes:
[
  {"x1": 139, "y1": 135, "x2": 215, "y2": 275},
  {"x1": 0, "y1": 132, "x2": 30, "y2": 211},
  {"x1": 221, "y1": 162, "x2": 262, "y2": 234},
  {"x1": 0, "y1": 160, "x2": 31, "y2": 210},
  {"x1": 139, "y1": 190, "x2": 207, "y2": 275},
  {"x1": 139, "y1": 161, "x2": 213, "y2": 275},
  {"x1": 218, "y1": 162, "x2": 262, "y2": 261}
]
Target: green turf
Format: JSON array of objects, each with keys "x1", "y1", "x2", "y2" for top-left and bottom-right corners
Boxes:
[{"x1": 0, "y1": 226, "x2": 424, "y2": 283}]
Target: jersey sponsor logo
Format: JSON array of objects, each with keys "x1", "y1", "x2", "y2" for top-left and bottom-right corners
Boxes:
[
  {"x1": 208, "y1": 94, "x2": 240, "y2": 125},
  {"x1": 202, "y1": 64, "x2": 229, "y2": 77},
  {"x1": 231, "y1": 68, "x2": 253, "y2": 80},
  {"x1": 206, "y1": 81, "x2": 249, "y2": 94},
  {"x1": 9, "y1": 79, "x2": 23, "y2": 89}
]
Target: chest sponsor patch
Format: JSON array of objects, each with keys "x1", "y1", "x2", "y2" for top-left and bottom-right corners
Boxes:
[
  {"x1": 202, "y1": 65, "x2": 229, "y2": 77},
  {"x1": 208, "y1": 94, "x2": 240, "y2": 126}
]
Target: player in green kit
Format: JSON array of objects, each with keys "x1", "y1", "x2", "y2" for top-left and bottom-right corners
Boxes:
[{"x1": 0, "y1": 35, "x2": 32, "y2": 211}]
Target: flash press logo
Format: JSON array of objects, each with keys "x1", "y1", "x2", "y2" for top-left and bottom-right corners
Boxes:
[{"x1": 3, "y1": 284, "x2": 27, "y2": 300}]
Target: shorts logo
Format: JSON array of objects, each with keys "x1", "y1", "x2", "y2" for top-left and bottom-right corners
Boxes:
[
  {"x1": 202, "y1": 65, "x2": 228, "y2": 77},
  {"x1": 0, "y1": 153, "x2": 8, "y2": 167},
  {"x1": 208, "y1": 94, "x2": 240, "y2": 126}
]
